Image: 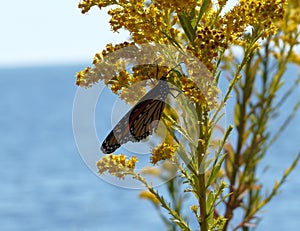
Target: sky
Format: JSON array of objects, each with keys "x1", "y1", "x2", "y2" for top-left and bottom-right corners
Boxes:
[
  {"x1": 0, "y1": 0, "x2": 244, "y2": 68},
  {"x1": 0, "y1": 0, "x2": 129, "y2": 67}
]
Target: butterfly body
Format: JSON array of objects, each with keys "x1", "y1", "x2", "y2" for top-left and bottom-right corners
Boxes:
[{"x1": 101, "y1": 77, "x2": 169, "y2": 154}]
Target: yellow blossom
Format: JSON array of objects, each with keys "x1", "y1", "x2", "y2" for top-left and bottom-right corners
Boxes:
[
  {"x1": 187, "y1": 26, "x2": 227, "y2": 72},
  {"x1": 120, "y1": 82, "x2": 147, "y2": 104},
  {"x1": 151, "y1": 143, "x2": 177, "y2": 165},
  {"x1": 107, "y1": 2, "x2": 171, "y2": 43},
  {"x1": 217, "y1": 0, "x2": 227, "y2": 9},
  {"x1": 276, "y1": 2, "x2": 300, "y2": 47},
  {"x1": 78, "y1": 1, "x2": 185, "y2": 44},
  {"x1": 179, "y1": 75, "x2": 208, "y2": 105},
  {"x1": 154, "y1": 0, "x2": 198, "y2": 13},
  {"x1": 221, "y1": 0, "x2": 286, "y2": 42},
  {"x1": 76, "y1": 67, "x2": 92, "y2": 87},
  {"x1": 96, "y1": 154, "x2": 138, "y2": 179}
]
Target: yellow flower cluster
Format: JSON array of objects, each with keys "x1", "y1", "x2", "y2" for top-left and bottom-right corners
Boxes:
[
  {"x1": 77, "y1": 42, "x2": 171, "y2": 83},
  {"x1": 76, "y1": 42, "x2": 135, "y2": 87},
  {"x1": 118, "y1": 64, "x2": 175, "y2": 102},
  {"x1": 119, "y1": 81, "x2": 147, "y2": 104},
  {"x1": 180, "y1": 76, "x2": 207, "y2": 105},
  {"x1": 78, "y1": 0, "x2": 183, "y2": 44},
  {"x1": 221, "y1": 0, "x2": 286, "y2": 42},
  {"x1": 76, "y1": 67, "x2": 92, "y2": 87},
  {"x1": 108, "y1": 3, "x2": 172, "y2": 44},
  {"x1": 179, "y1": 75, "x2": 219, "y2": 108},
  {"x1": 76, "y1": 42, "x2": 145, "y2": 89},
  {"x1": 188, "y1": 27, "x2": 227, "y2": 72},
  {"x1": 217, "y1": 0, "x2": 227, "y2": 9},
  {"x1": 97, "y1": 154, "x2": 138, "y2": 179},
  {"x1": 151, "y1": 143, "x2": 177, "y2": 165},
  {"x1": 276, "y1": 0, "x2": 300, "y2": 46},
  {"x1": 78, "y1": 0, "x2": 110, "y2": 13},
  {"x1": 154, "y1": 0, "x2": 197, "y2": 13},
  {"x1": 108, "y1": 70, "x2": 130, "y2": 93},
  {"x1": 95, "y1": 42, "x2": 136, "y2": 64},
  {"x1": 118, "y1": 64, "x2": 175, "y2": 103},
  {"x1": 76, "y1": 61, "x2": 123, "y2": 88},
  {"x1": 132, "y1": 64, "x2": 170, "y2": 81}
]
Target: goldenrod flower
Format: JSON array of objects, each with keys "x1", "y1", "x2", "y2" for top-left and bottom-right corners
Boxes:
[
  {"x1": 151, "y1": 143, "x2": 177, "y2": 165},
  {"x1": 107, "y1": 2, "x2": 171, "y2": 44},
  {"x1": 187, "y1": 27, "x2": 227, "y2": 71},
  {"x1": 221, "y1": 0, "x2": 286, "y2": 41},
  {"x1": 180, "y1": 75, "x2": 208, "y2": 105},
  {"x1": 96, "y1": 154, "x2": 138, "y2": 179},
  {"x1": 179, "y1": 74, "x2": 219, "y2": 109},
  {"x1": 76, "y1": 67, "x2": 91, "y2": 87},
  {"x1": 154, "y1": 0, "x2": 198, "y2": 13},
  {"x1": 276, "y1": 1, "x2": 300, "y2": 46},
  {"x1": 120, "y1": 82, "x2": 147, "y2": 104}
]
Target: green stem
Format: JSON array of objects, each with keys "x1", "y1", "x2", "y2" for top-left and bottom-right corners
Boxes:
[{"x1": 196, "y1": 104, "x2": 208, "y2": 231}]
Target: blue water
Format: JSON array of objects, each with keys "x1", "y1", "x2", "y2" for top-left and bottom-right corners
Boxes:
[{"x1": 0, "y1": 65, "x2": 299, "y2": 230}]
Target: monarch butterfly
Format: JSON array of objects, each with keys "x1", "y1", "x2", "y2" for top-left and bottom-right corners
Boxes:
[{"x1": 101, "y1": 73, "x2": 170, "y2": 154}]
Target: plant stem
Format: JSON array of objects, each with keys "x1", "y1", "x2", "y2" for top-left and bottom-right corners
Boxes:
[{"x1": 196, "y1": 104, "x2": 208, "y2": 231}]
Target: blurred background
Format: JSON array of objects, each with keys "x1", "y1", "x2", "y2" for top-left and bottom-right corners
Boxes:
[{"x1": 0, "y1": 0, "x2": 299, "y2": 230}]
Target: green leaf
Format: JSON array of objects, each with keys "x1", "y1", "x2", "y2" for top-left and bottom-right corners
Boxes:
[
  {"x1": 225, "y1": 143, "x2": 234, "y2": 179},
  {"x1": 207, "y1": 154, "x2": 226, "y2": 187},
  {"x1": 194, "y1": 0, "x2": 209, "y2": 29},
  {"x1": 206, "y1": 191, "x2": 214, "y2": 225}
]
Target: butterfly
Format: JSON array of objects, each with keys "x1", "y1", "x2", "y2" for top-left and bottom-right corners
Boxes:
[{"x1": 101, "y1": 74, "x2": 170, "y2": 154}]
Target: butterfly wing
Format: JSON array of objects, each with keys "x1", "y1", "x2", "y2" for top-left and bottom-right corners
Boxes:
[
  {"x1": 129, "y1": 99, "x2": 165, "y2": 140},
  {"x1": 101, "y1": 79, "x2": 169, "y2": 154},
  {"x1": 100, "y1": 109, "x2": 133, "y2": 154}
]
